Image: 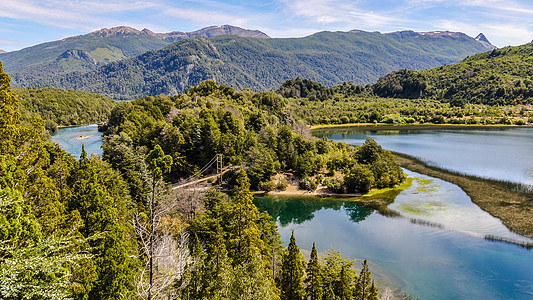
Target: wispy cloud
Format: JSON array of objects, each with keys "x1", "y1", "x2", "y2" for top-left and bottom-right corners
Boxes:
[
  {"x1": 277, "y1": 0, "x2": 398, "y2": 27},
  {"x1": 160, "y1": 7, "x2": 252, "y2": 27}
]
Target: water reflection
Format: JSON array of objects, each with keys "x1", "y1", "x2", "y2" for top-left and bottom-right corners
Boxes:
[
  {"x1": 316, "y1": 127, "x2": 533, "y2": 186},
  {"x1": 254, "y1": 196, "x2": 373, "y2": 225}
]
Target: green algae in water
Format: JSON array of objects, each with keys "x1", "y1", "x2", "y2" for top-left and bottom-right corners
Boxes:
[
  {"x1": 397, "y1": 201, "x2": 446, "y2": 215},
  {"x1": 414, "y1": 177, "x2": 438, "y2": 193}
]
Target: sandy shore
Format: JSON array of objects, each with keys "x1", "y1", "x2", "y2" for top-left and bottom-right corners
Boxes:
[{"x1": 262, "y1": 183, "x2": 363, "y2": 198}]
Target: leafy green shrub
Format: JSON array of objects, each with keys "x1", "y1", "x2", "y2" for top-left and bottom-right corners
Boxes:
[
  {"x1": 515, "y1": 118, "x2": 527, "y2": 125},
  {"x1": 344, "y1": 164, "x2": 374, "y2": 193},
  {"x1": 258, "y1": 181, "x2": 276, "y2": 192},
  {"x1": 323, "y1": 177, "x2": 344, "y2": 194},
  {"x1": 299, "y1": 177, "x2": 317, "y2": 191},
  {"x1": 276, "y1": 178, "x2": 289, "y2": 191}
]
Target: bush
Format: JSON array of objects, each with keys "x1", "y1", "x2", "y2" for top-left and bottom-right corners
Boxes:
[
  {"x1": 258, "y1": 181, "x2": 275, "y2": 192},
  {"x1": 276, "y1": 178, "x2": 289, "y2": 191},
  {"x1": 515, "y1": 118, "x2": 527, "y2": 125},
  {"x1": 299, "y1": 177, "x2": 317, "y2": 191},
  {"x1": 344, "y1": 164, "x2": 374, "y2": 193},
  {"x1": 323, "y1": 177, "x2": 344, "y2": 194},
  {"x1": 315, "y1": 174, "x2": 324, "y2": 185}
]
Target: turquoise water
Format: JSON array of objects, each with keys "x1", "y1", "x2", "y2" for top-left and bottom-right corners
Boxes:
[
  {"x1": 315, "y1": 127, "x2": 533, "y2": 187},
  {"x1": 54, "y1": 125, "x2": 533, "y2": 298},
  {"x1": 50, "y1": 124, "x2": 103, "y2": 158},
  {"x1": 255, "y1": 171, "x2": 533, "y2": 299}
]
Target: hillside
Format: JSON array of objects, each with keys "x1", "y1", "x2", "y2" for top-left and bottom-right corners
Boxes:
[
  {"x1": 0, "y1": 25, "x2": 269, "y2": 80},
  {"x1": 14, "y1": 87, "x2": 116, "y2": 132},
  {"x1": 17, "y1": 30, "x2": 490, "y2": 100},
  {"x1": 372, "y1": 42, "x2": 533, "y2": 105}
]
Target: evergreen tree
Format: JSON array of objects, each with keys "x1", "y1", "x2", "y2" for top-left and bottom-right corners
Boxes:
[
  {"x1": 305, "y1": 242, "x2": 323, "y2": 300},
  {"x1": 368, "y1": 280, "x2": 379, "y2": 300},
  {"x1": 324, "y1": 281, "x2": 337, "y2": 300},
  {"x1": 280, "y1": 231, "x2": 304, "y2": 300},
  {"x1": 338, "y1": 266, "x2": 353, "y2": 300},
  {"x1": 354, "y1": 259, "x2": 375, "y2": 300},
  {"x1": 68, "y1": 153, "x2": 136, "y2": 299},
  {"x1": 227, "y1": 169, "x2": 265, "y2": 263}
]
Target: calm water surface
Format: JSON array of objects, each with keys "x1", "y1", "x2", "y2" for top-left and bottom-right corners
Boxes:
[
  {"x1": 255, "y1": 170, "x2": 533, "y2": 299},
  {"x1": 54, "y1": 125, "x2": 533, "y2": 298},
  {"x1": 50, "y1": 124, "x2": 103, "y2": 157},
  {"x1": 315, "y1": 127, "x2": 533, "y2": 186}
]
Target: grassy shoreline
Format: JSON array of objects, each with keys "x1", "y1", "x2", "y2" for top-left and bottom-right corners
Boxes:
[
  {"x1": 392, "y1": 152, "x2": 533, "y2": 238},
  {"x1": 310, "y1": 122, "x2": 532, "y2": 131}
]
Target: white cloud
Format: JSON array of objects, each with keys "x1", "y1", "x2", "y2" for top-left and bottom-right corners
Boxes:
[
  {"x1": 436, "y1": 19, "x2": 533, "y2": 47},
  {"x1": 277, "y1": 0, "x2": 398, "y2": 27},
  {"x1": 160, "y1": 7, "x2": 252, "y2": 27}
]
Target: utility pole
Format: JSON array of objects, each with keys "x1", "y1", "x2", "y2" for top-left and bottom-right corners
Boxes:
[{"x1": 216, "y1": 154, "x2": 223, "y2": 184}]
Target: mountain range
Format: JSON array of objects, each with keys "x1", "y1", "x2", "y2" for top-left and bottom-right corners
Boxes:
[
  {"x1": 1, "y1": 25, "x2": 495, "y2": 100},
  {"x1": 0, "y1": 25, "x2": 268, "y2": 77}
]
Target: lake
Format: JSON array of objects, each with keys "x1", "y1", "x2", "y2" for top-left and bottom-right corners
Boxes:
[
  {"x1": 255, "y1": 170, "x2": 533, "y2": 299},
  {"x1": 50, "y1": 124, "x2": 103, "y2": 158},
  {"x1": 315, "y1": 127, "x2": 533, "y2": 187},
  {"x1": 53, "y1": 125, "x2": 533, "y2": 298}
]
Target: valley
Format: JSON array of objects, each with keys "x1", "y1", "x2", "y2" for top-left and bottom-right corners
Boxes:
[{"x1": 2, "y1": 20, "x2": 533, "y2": 300}]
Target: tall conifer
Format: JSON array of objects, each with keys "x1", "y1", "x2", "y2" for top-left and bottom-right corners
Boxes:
[
  {"x1": 305, "y1": 242, "x2": 323, "y2": 300},
  {"x1": 281, "y1": 231, "x2": 304, "y2": 300}
]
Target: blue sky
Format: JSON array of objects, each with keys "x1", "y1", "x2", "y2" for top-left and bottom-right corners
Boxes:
[{"x1": 1, "y1": 0, "x2": 533, "y2": 52}]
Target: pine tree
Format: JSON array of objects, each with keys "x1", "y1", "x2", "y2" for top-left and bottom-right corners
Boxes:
[
  {"x1": 324, "y1": 281, "x2": 337, "y2": 300},
  {"x1": 338, "y1": 265, "x2": 353, "y2": 300},
  {"x1": 305, "y1": 242, "x2": 323, "y2": 300},
  {"x1": 227, "y1": 169, "x2": 264, "y2": 263},
  {"x1": 368, "y1": 280, "x2": 379, "y2": 300},
  {"x1": 354, "y1": 259, "x2": 375, "y2": 300},
  {"x1": 280, "y1": 231, "x2": 304, "y2": 300},
  {"x1": 68, "y1": 154, "x2": 136, "y2": 299}
]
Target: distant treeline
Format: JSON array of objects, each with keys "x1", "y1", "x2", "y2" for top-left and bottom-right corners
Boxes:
[{"x1": 14, "y1": 86, "x2": 116, "y2": 132}]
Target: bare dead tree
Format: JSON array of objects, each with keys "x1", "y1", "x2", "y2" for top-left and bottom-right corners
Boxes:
[
  {"x1": 173, "y1": 180, "x2": 210, "y2": 220},
  {"x1": 134, "y1": 182, "x2": 192, "y2": 300}
]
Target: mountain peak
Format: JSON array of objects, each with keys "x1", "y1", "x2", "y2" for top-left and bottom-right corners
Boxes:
[
  {"x1": 475, "y1": 33, "x2": 496, "y2": 49},
  {"x1": 475, "y1": 33, "x2": 489, "y2": 43},
  {"x1": 89, "y1": 26, "x2": 142, "y2": 37},
  {"x1": 0, "y1": 49, "x2": 7, "y2": 54}
]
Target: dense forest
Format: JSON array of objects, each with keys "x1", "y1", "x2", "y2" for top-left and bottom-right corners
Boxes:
[
  {"x1": 279, "y1": 77, "x2": 532, "y2": 126},
  {"x1": 13, "y1": 87, "x2": 116, "y2": 132},
  {"x1": 12, "y1": 30, "x2": 489, "y2": 100},
  {"x1": 372, "y1": 42, "x2": 533, "y2": 106},
  {"x1": 1, "y1": 59, "x2": 400, "y2": 298}
]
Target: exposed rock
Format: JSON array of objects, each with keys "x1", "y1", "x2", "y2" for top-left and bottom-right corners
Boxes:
[{"x1": 475, "y1": 33, "x2": 497, "y2": 49}]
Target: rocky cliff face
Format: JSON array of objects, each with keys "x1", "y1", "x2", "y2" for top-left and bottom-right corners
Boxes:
[{"x1": 475, "y1": 33, "x2": 497, "y2": 49}]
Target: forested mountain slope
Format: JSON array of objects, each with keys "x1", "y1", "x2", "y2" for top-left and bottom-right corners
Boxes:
[
  {"x1": 372, "y1": 42, "x2": 533, "y2": 105},
  {"x1": 0, "y1": 25, "x2": 268, "y2": 82},
  {"x1": 15, "y1": 30, "x2": 490, "y2": 100}
]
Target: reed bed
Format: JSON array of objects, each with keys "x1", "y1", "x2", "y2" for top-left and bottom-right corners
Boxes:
[{"x1": 392, "y1": 152, "x2": 533, "y2": 238}]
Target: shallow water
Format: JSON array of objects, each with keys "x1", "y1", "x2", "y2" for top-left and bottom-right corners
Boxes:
[
  {"x1": 315, "y1": 127, "x2": 533, "y2": 186},
  {"x1": 255, "y1": 172, "x2": 533, "y2": 299},
  {"x1": 50, "y1": 124, "x2": 103, "y2": 158}
]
